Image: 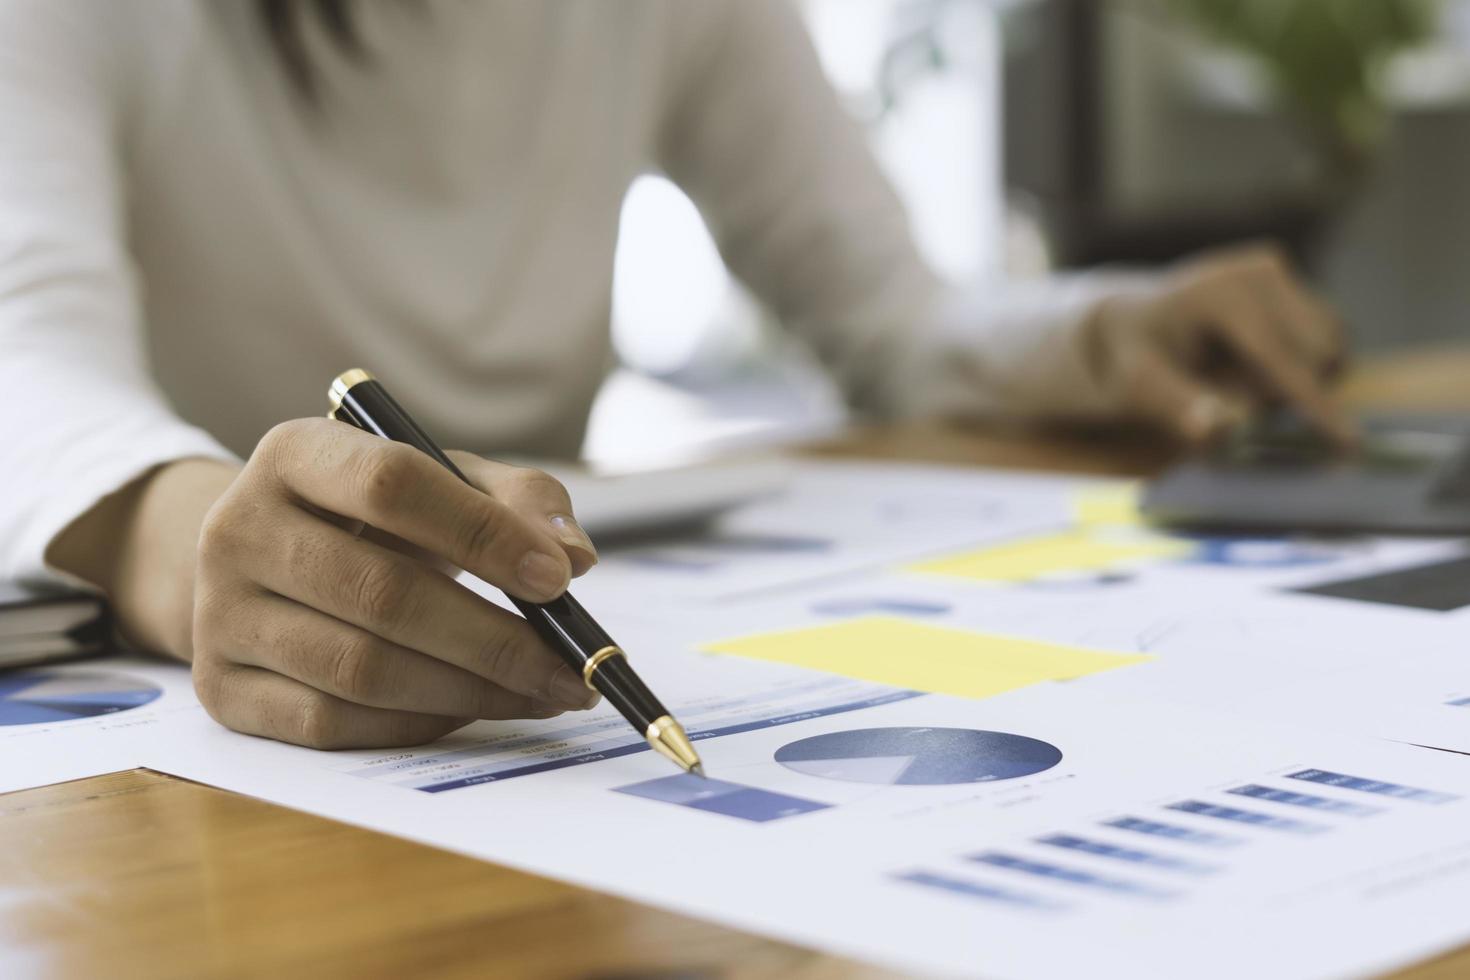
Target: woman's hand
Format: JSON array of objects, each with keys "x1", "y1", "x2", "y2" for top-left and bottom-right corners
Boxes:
[
  {"x1": 178, "y1": 418, "x2": 600, "y2": 749},
  {"x1": 1082, "y1": 243, "x2": 1354, "y2": 446}
]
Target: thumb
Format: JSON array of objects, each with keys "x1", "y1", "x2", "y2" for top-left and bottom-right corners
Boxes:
[{"x1": 1127, "y1": 347, "x2": 1250, "y2": 447}]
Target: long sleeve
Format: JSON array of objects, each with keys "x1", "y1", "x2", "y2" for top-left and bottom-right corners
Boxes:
[
  {"x1": 655, "y1": 0, "x2": 1153, "y2": 423},
  {"x1": 0, "y1": 2, "x2": 235, "y2": 585}
]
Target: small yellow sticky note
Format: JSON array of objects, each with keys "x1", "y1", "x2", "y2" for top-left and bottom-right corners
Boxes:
[
  {"x1": 907, "y1": 529, "x2": 1192, "y2": 583},
  {"x1": 702, "y1": 616, "x2": 1150, "y2": 701},
  {"x1": 1071, "y1": 483, "x2": 1145, "y2": 527}
]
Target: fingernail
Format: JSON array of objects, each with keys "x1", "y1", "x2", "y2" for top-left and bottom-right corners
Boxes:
[
  {"x1": 1217, "y1": 400, "x2": 1250, "y2": 436},
  {"x1": 549, "y1": 514, "x2": 598, "y2": 563},
  {"x1": 549, "y1": 664, "x2": 601, "y2": 709},
  {"x1": 518, "y1": 551, "x2": 570, "y2": 600},
  {"x1": 1181, "y1": 394, "x2": 1223, "y2": 444},
  {"x1": 1183, "y1": 394, "x2": 1247, "y2": 445}
]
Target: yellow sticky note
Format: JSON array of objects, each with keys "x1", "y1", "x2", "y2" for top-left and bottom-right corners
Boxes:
[
  {"x1": 907, "y1": 529, "x2": 1192, "y2": 583},
  {"x1": 702, "y1": 616, "x2": 1149, "y2": 701},
  {"x1": 1071, "y1": 482, "x2": 1144, "y2": 527}
]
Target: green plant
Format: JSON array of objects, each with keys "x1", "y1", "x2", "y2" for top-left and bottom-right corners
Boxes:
[{"x1": 1162, "y1": 0, "x2": 1441, "y2": 186}]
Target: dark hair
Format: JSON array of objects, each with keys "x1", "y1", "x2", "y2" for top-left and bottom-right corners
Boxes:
[{"x1": 256, "y1": 0, "x2": 367, "y2": 101}]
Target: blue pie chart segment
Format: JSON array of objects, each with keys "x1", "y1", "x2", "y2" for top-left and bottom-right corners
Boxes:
[
  {"x1": 0, "y1": 671, "x2": 162, "y2": 726},
  {"x1": 775, "y1": 727, "x2": 1063, "y2": 785}
]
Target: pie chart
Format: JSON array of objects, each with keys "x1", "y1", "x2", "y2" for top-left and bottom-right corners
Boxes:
[
  {"x1": 774, "y1": 727, "x2": 1062, "y2": 785},
  {"x1": 0, "y1": 671, "x2": 162, "y2": 726}
]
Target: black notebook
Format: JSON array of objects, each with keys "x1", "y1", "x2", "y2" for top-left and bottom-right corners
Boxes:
[{"x1": 0, "y1": 583, "x2": 109, "y2": 669}]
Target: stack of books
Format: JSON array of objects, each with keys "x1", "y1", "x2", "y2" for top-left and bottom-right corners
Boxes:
[{"x1": 0, "y1": 584, "x2": 109, "y2": 669}]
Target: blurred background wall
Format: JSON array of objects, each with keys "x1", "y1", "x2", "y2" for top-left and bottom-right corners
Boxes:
[
  {"x1": 1010, "y1": 0, "x2": 1470, "y2": 351},
  {"x1": 585, "y1": 0, "x2": 1470, "y2": 467}
]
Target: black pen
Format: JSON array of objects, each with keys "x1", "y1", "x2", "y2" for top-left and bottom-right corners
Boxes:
[{"x1": 327, "y1": 369, "x2": 704, "y2": 777}]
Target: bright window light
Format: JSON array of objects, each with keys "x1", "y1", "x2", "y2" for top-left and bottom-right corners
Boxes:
[{"x1": 611, "y1": 175, "x2": 733, "y2": 377}]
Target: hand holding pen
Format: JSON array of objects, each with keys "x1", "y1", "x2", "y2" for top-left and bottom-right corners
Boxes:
[
  {"x1": 329, "y1": 370, "x2": 701, "y2": 774},
  {"x1": 189, "y1": 413, "x2": 611, "y2": 749}
]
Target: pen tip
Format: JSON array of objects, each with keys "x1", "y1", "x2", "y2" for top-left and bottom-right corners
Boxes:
[
  {"x1": 690, "y1": 763, "x2": 706, "y2": 778},
  {"x1": 647, "y1": 715, "x2": 704, "y2": 777}
]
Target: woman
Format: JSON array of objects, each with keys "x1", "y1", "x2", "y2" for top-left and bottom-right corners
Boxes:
[{"x1": 0, "y1": 0, "x2": 1347, "y2": 748}]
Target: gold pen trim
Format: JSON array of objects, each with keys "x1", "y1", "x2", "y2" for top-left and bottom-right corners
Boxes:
[
  {"x1": 581, "y1": 645, "x2": 625, "y2": 690},
  {"x1": 328, "y1": 368, "x2": 376, "y2": 411},
  {"x1": 646, "y1": 715, "x2": 704, "y2": 776}
]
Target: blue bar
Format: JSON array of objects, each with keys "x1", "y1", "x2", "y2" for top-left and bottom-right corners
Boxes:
[
  {"x1": 1446, "y1": 697, "x2": 1470, "y2": 707},
  {"x1": 811, "y1": 597, "x2": 952, "y2": 617},
  {"x1": 1166, "y1": 800, "x2": 1327, "y2": 835},
  {"x1": 893, "y1": 870, "x2": 1064, "y2": 911},
  {"x1": 1227, "y1": 784, "x2": 1382, "y2": 817},
  {"x1": 1287, "y1": 769, "x2": 1459, "y2": 805},
  {"x1": 614, "y1": 774, "x2": 831, "y2": 823},
  {"x1": 419, "y1": 690, "x2": 926, "y2": 792},
  {"x1": 1101, "y1": 816, "x2": 1243, "y2": 849},
  {"x1": 969, "y1": 852, "x2": 1178, "y2": 900},
  {"x1": 1036, "y1": 834, "x2": 1218, "y2": 875}
]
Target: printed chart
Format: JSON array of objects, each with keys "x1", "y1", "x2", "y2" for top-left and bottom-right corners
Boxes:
[
  {"x1": 336, "y1": 677, "x2": 924, "y2": 793},
  {"x1": 614, "y1": 773, "x2": 831, "y2": 823},
  {"x1": 896, "y1": 767, "x2": 1459, "y2": 914},
  {"x1": 774, "y1": 727, "x2": 1063, "y2": 785},
  {"x1": 0, "y1": 671, "x2": 162, "y2": 726}
]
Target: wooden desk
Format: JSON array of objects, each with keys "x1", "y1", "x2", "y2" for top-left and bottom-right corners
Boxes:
[{"x1": 5, "y1": 347, "x2": 1470, "y2": 980}]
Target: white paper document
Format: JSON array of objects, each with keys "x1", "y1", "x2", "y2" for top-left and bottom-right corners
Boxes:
[
  {"x1": 881, "y1": 565, "x2": 1470, "y2": 754},
  {"x1": 136, "y1": 664, "x2": 1470, "y2": 980},
  {"x1": 571, "y1": 461, "x2": 1073, "y2": 605},
  {"x1": 627, "y1": 544, "x2": 1470, "y2": 756},
  {"x1": 7, "y1": 461, "x2": 1470, "y2": 980},
  {"x1": 0, "y1": 655, "x2": 198, "y2": 793}
]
